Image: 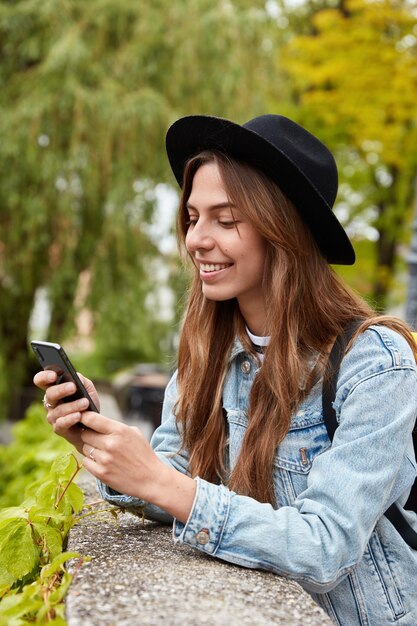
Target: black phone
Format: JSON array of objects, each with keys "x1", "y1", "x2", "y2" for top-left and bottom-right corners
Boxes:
[{"x1": 31, "y1": 340, "x2": 98, "y2": 413}]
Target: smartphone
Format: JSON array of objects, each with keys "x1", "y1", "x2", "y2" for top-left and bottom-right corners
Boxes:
[{"x1": 31, "y1": 340, "x2": 98, "y2": 413}]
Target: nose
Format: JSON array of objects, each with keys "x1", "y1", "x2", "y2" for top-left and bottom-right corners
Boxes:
[{"x1": 185, "y1": 222, "x2": 215, "y2": 253}]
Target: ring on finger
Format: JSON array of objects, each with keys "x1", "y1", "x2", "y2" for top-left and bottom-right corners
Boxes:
[
  {"x1": 89, "y1": 447, "x2": 96, "y2": 462},
  {"x1": 43, "y1": 394, "x2": 54, "y2": 410}
]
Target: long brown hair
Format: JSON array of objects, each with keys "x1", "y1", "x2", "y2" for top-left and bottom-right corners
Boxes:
[{"x1": 175, "y1": 150, "x2": 414, "y2": 504}]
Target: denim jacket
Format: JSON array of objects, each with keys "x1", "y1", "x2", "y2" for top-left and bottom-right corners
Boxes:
[{"x1": 98, "y1": 325, "x2": 417, "y2": 625}]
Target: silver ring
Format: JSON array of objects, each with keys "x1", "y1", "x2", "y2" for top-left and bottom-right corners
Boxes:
[
  {"x1": 89, "y1": 447, "x2": 96, "y2": 462},
  {"x1": 42, "y1": 394, "x2": 54, "y2": 410}
]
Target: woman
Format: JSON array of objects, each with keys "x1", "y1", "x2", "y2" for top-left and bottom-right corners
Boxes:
[{"x1": 35, "y1": 114, "x2": 417, "y2": 625}]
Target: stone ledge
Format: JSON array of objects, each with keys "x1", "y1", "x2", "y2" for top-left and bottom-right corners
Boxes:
[{"x1": 66, "y1": 474, "x2": 332, "y2": 626}]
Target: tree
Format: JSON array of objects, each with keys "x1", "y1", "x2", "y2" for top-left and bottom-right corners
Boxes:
[
  {"x1": 280, "y1": 0, "x2": 417, "y2": 308},
  {"x1": 0, "y1": 0, "x2": 274, "y2": 419}
]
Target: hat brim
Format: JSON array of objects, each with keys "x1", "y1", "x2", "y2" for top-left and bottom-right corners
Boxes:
[{"x1": 166, "y1": 115, "x2": 355, "y2": 265}]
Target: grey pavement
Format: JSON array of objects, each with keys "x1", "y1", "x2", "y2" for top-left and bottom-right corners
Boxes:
[{"x1": 66, "y1": 474, "x2": 332, "y2": 626}]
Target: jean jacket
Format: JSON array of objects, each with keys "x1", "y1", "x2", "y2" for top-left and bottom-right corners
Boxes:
[{"x1": 98, "y1": 325, "x2": 417, "y2": 625}]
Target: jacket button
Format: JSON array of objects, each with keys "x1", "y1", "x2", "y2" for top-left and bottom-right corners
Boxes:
[
  {"x1": 241, "y1": 360, "x2": 251, "y2": 374},
  {"x1": 195, "y1": 529, "x2": 210, "y2": 545}
]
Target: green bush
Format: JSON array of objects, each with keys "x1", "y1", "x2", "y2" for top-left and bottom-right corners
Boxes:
[
  {"x1": 0, "y1": 404, "x2": 84, "y2": 624},
  {"x1": 0, "y1": 404, "x2": 72, "y2": 508}
]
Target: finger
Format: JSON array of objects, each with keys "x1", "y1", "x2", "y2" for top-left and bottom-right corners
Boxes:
[
  {"x1": 45, "y1": 391, "x2": 85, "y2": 424},
  {"x1": 77, "y1": 372, "x2": 91, "y2": 386},
  {"x1": 77, "y1": 372, "x2": 96, "y2": 394},
  {"x1": 46, "y1": 381, "x2": 77, "y2": 406},
  {"x1": 82, "y1": 442, "x2": 101, "y2": 462},
  {"x1": 79, "y1": 428, "x2": 108, "y2": 452},
  {"x1": 78, "y1": 411, "x2": 119, "y2": 434},
  {"x1": 47, "y1": 399, "x2": 89, "y2": 429},
  {"x1": 82, "y1": 455, "x2": 102, "y2": 477},
  {"x1": 53, "y1": 412, "x2": 83, "y2": 433},
  {"x1": 76, "y1": 373, "x2": 101, "y2": 412},
  {"x1": 52, "y1": 397, "x2": 90, "y2": 418},
  {"x1": 33, "y1": 370, "x2": 58, "y2": 390}
]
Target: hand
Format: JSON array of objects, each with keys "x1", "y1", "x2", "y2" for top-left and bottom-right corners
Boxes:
[
  {"x1": 80, "y1": 412, "x2": 196, "y2": 522},
  {"x1": 79, "y1": 411, "x2": 164, "y2": 500},
  {"x1": 33, "y1": 370, "x2": 100, "y2": 453}
]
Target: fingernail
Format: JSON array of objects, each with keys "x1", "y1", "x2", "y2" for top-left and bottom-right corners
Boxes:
[
  {"x1": 46, "y1": 372, "x2": 56, "y2": 382},
  {"x1": 65, "y1": 383, "x2": 76, "y2": 393},
  {"x1": 79, "y1": 398, "x2": 89, "y2": 409}
]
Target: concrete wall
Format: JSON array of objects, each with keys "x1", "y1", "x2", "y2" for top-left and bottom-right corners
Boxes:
[{"x1": 66, "y1": 474, "x2": 332, "y2": 626}]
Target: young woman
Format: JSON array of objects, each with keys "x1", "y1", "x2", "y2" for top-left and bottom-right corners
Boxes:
[{"x1": 35, "y1": 114, "x2": 417, "y2": 625}]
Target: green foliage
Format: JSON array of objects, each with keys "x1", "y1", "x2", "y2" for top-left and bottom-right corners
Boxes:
[
  {"x1": 0, "y1": 0, "x2": 274, "y2": 420},
  {"x1": 0, "y1": 403, "x2": 138, "y2": 624},
  {"x1": 0, "y1": 409, "x2": 85, "y2": 624},
  {"x1": 280, "y1": 0, "x2": 417, "y2": 307},
  {"x1": 335, "y1": 239, "x2": 375, "y2": 298},
  {"x1": 0, "y1": 404, "x2": 72, "y2": 508}
]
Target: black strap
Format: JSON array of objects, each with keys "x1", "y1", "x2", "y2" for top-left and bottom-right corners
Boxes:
[
  {"x1": 322, "y1": 321, "x2": 417, "y2": 550},
  {"x1": 405, "y1": 467, "x2": 417, "y2": 512},
  {"x1": 385, "y1": 503, "x2": 417, "y2": 550},
  {"x1": 322, "y1": 322, "x2": 360, "y2": 440}
]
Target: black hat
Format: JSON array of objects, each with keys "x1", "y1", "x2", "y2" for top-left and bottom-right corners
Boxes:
[{"x1": 165, "y1": 114, "x2": 355, "y2": 265}]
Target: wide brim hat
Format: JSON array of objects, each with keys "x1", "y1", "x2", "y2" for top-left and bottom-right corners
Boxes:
[{"x1": 165, "y1": 114, "x2": 355, "y2": 265}]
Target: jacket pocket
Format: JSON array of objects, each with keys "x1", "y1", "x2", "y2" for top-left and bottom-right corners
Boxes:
[{"x1": 273, "y1": 410, "x2": 330, "y2": 507}]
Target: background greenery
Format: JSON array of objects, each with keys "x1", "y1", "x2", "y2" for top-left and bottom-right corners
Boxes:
[
  {"x1": 1, "y1": 0, "x2": 417, "y2": 421},
  {"x1": 0, "y1": 406, "x2": 85, "y2": 623},
  {"x1": 0, "y1": 404, "x2": 71, "y2": 508}
]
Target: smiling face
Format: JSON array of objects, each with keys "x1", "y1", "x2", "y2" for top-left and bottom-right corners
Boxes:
[{"x1": 185, "y1": 162, "x2": 268, "y2": 334}]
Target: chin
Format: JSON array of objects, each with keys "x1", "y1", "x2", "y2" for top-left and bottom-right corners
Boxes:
[{"x1": 202, "y1": 288, "x2": 235, "y2": 302}]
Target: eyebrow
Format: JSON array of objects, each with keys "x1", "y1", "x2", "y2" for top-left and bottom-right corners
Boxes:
[{"x1": 185, "y1": 202, "x2": 236, "y2": 212}]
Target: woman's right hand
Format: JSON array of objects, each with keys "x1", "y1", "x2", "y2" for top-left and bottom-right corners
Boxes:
[{"x1": 33, "y1": 370, "x2": 100, "y2": 454}]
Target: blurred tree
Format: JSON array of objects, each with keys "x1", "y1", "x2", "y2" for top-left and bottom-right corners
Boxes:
[
  {"x1": 0, "y1": 0, "x2": 273, "y2": 420},
  {"x1": 405, "y1": 180, "x2": 417, "y2": 325},
  {"x1": 280, "y1": 0, "x2": 417, "y2": 308}
]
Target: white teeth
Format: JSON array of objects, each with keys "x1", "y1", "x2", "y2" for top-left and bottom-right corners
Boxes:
[{"x1": 200, "y1": 263, "x2": 229, "y2": 272}]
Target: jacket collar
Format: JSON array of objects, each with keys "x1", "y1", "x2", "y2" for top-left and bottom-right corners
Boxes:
[{"x1": 229, "y1": 338, "x2": 247, "y2": 362}]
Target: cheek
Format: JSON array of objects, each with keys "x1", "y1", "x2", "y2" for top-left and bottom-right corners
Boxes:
[
  {"x1": 244, "y1": 240, "x2": 266, "y2": 263},
  {"x1": 248, "y1": 247, "x2": 267, "y2": 279}
]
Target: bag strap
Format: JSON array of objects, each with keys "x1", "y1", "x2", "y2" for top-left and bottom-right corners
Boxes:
[
  {"x1": 322, "y1": 321, "x2": 360, "y2": 440},
  {"x1": 385, "y1": 502, "x2": 417, "y2": 550},
  {"x1": 322, "y1": 321, "x2": 417, "y2": 551}
]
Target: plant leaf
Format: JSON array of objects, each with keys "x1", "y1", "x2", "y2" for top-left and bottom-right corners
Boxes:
[
  {"x1": 40, "y1": 552, "x2": 80, "y2": 580},
  {"x1": 0, "y1": 519, "x2": 40, "y2": 582}
]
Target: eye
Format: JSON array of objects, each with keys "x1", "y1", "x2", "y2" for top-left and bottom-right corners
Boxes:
[
  {"x1": 219, "y1": 220, "x2": 238, "y2": 229},
  {"x1": 186, "y1": 215, "x2": 198, "y2": 227}
]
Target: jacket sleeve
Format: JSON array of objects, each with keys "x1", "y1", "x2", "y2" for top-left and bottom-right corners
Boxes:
[
  {"x1": 172, "y1": 328, "x2": 417, "y2": 593},
  {"x1": 97, "y1": 370, "x2": 189, "y2": 524}
]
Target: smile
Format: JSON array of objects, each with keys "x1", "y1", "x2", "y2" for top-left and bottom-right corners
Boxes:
[{"x1": 199, "y1": 263, "x2": 231, "y2": 272}]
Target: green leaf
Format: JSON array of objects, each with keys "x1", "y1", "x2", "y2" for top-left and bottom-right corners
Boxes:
[
  {"x1": 40, "y1": 551, "x2": 80, "y2": 580},
  {"x1": 27, "y1": 505, "x2": 65, "y2": 525},
  {"x1": 50, "y1": 453, "x2": 78, "y2": 482},
  {"x1": 0, "y1": 563, "x2": 14, "y2": 595},
  {"x1": 34, "y1": 480, "x2": 58, "y2": 510},
  {"x1": 0, "y1": 519, "x2": 40, "y2": 582},
  {"x1": 0, "y1": 507, "x2": 28, "y2": 525},
  {"x1": 32, "y1": 523, "x2": 63, "y2": 560},
  {"x1": 24, "y1": 478, "x2": 51, "y2": 505},
  {"x1": 64, "y1": 482, "x2": 84, "y2": 514},
  {"x1": 0, "y1": 584, "x2": 42, "y2": 619}
]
